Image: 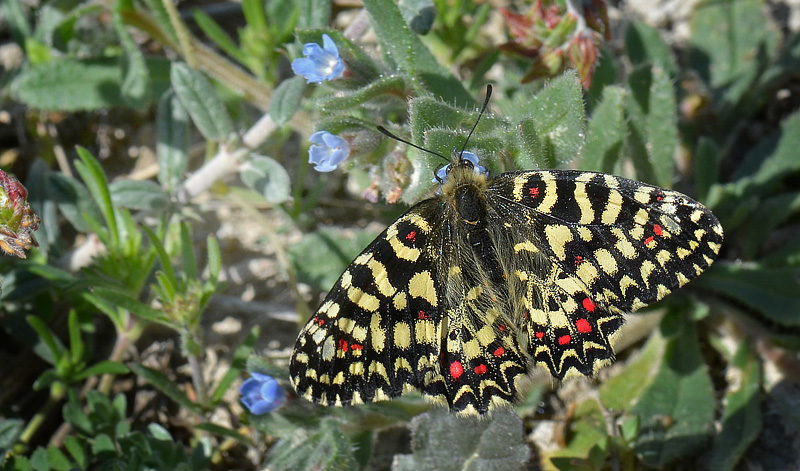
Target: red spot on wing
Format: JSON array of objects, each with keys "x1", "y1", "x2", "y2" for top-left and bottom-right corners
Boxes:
[
  {"x1": 535, "y1": 331, "x2": 544, "y2": 339},
  {"x1": 582, "y1": 298, "x2": 596, "y2": 312},
  {"x1": 493, "y1": 346, "x2": 505, "y2": 357},
  {"x1": 474, "y1": 364, "x2": 488, "y2": 375},
  {"x1": 558, "y1": 334, "x2": 571, "y2": 345},
  {"x1": 315, "y1": 317, "x2": 325, "y2": 326},
  {"x1": 644, "y1": 236, "x2": 654, "y2": 245},
  {"x1": 499, "y1": 323, "x2": 507, "y2": 332},
  {"x1": 655, "y1": 190, "x2": 664, "y2": 201},
  {"x1": 653, "y1": 224, "x2": 663, "y2": 236},
  {"x1": 406, "y1": 230, "x2": 417, "y2": 242},
  {"x1": 450, "y1": 361, "x2": 464, "y2": 380},
  {"x1": 351, "y1": 344, "x2": 363, "y2": 351},
  {"x1": 576, "y1": 318, "x2": 592, "y2": 333},
  {"x1": 574, "y1": 255, "x2": 584, "y2": 267},
  {"x1": 529, "y1": 186, "x2": 540, "y2": 199},
  {"x1": 338, "y1": 339, "x2": 349, "y2": 352},
  {"x1": 418, "y1": 310, "x2": 429, "y2": 320}
]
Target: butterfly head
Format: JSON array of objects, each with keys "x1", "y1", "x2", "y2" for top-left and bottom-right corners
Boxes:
[{"x1": 433, "y1": 151, "x2": 489, "y2": 184}]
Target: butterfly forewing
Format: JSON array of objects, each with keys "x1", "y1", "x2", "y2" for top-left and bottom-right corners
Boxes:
[{"x1": 290, "y1": 165, "x2": 723, "y2": 415}]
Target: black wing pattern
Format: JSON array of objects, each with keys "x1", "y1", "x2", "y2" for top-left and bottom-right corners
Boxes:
[{"x1": 290, "y1": 167, "x2": 723, "y2": 415}]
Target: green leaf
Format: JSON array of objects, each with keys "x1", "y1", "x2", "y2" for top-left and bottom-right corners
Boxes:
[
  {"x1": 546, "y1": 420, "x2": 609, "y2": 471},
  {"x1": 361, "y1": 0, "x2": 472, "y2": 105},
  {"x1": 694, "y1": 137, "x2": 720, "y2": 201},
  {"x1": 67, "y1": 310, "x2": 83, "y2": 365},
  {"x1": 113, "y1": 3, "x2": 150, "y2": 108},
  {"x1": 693, "y1": 262, "x2": 800, "y2": 326},
  {"x1": 296, "y1": 0, "x2": 330, "y2": 28},
  {"x1": 625, "y1": 21, "x2": 678, "y2": 77},
  {"x1": 193, "y1": 9, "x2": 249, "y2": 66},
  {"x1": 581, "y1": 85, "x2": 626, "y2": 173},
  {"x1": 74, "y1": 147, "x2": 118, "y2": 245},
  {"x1": 269, "y1": 76, "x2": 306, "y2": 125},
  {"x1": 206, "y1": 233, "x2": 221, "y2": 286},
  {"x1": 732, "y1": 110, "x2": 800, "y2": 189},
  {"x1": 399, "y1": 0, "x2": 436, "y2": 35},
  {"x1": 707, "y1": 341, "x2": 762, "y2": 471},
  {"x1": 519, "y1": 71, "x2": 586, "y2": 168},
  {"x1": 12, "y1": 57, "x2": 169, "y2": 111},
  {"x1": 140, "y1": 225, "x2": 177, "y2": 298},
  {"x1": 90, "y1": 434, "x2": 116, "y2": 458},
  {"x1": 632, "y1": 312, "x2": 714, "y2": 467},
  {"x1": 26, "y1": 315, "x2": 64, "y2": 366},
  {"x1": 600, "y1": 325, "x2": 664, "y2": 410},
  {"x1": 157, "y1": 90, "x2": 190, "y2": 192},
  {"x1": 0, "y1": 419, "x2": 24, "y2": 453},
  {"x1": 736, "y1": 192, "x2": 800, "y2": 260},
  {"x1": 647, "y1": 66, "x2": 678, "y2": 188},
  {"x1": 317, "y1": 75, "x2": 407, "y2": 111},
  {"x1": 689, "y1": 0, "x2": 779, "y2": 113},
  {"x1": 240, "y1": 155, "x2": 291, "y2": 203},
  {"x1": 393, "y1": 408, "x2": 530, "y2": 471},
  {"x1": 171, "y1": 63, "x2": 235, "y2": 142},
  {"x1": 13, "y1": 58, "x2": 125, "y2": 111},
  {"x1": 46, "y1": 445, "x2": 71, "y2": 471},
  {"x1": 30, "y1": 447, "x2": 49, "y2": 471},
  {"x1": 63, "y1": 436, "x2": 87, "y2": 467},
  {"x1": 129, "y1": 363, "x2": 204, "y2": 415},
  {"x1": 195, "y1": 422, "x2": 255, "y2": 447},
  {"x1": 90, "y1": 287, "x2": 166, "y2": 326},
  {"x1": 515, "y1": 117, "x2": 544, "y2": 169},
  {"x1": 46, "y1": 169, "x2": 102, "y2": 234},
  {"x1": 63, "y1": 401, "x2": 93, "y2": 437},
  {"x1": 109, "y1": 179, "x2": 169, "y2": 211},
  {"x1": 1, "y1": 0, "x2": 31, "y2": 45},
  {"x1": 73, "y1": 361, "x2": 130, "y2": 381},
  {"x1": 265, "y1": 419, "x2": 358, "y2": 471}
]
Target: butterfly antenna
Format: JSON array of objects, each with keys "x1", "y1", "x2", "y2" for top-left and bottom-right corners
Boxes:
[
  {"x1": 376, "y1": 125, "x2": 449, "y2": 163},
  {"x1": 458, "y1": 84, "x2": 493, "y2": 158}
]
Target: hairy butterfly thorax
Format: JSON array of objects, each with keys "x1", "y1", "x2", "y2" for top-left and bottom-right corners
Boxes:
[{"x1": 290, "y1": 85, "x2": 723, "y2": 415}]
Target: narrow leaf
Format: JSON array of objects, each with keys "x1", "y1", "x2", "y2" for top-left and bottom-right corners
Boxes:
[
  {"x1": 109, "y1": 179, "x2": 169, "y2": 211},
  {"x1": 171, "y1": 63, "x2": 235, "y2": 141},
  {"x1": 632, "y1": 312, "x2": 714, "y2": 467},
  {"x1": 361, "y1": 0, "x2": 472, "y2": 105},
  {"x1": 157, "y1": 90, "x2": 190, "y2": 192},
  {"x1": 240, "y1": 155, "x2": 292, "y2": 203},
  {"x1": 582, "y1": 85, "x2": 626, "y2": 172},
  {"x1": 707, "y1": 341, "x2": 762, "y2": 471},
  {"x1": 269, "y1": 76, "x2": 306, "y2": 125}
]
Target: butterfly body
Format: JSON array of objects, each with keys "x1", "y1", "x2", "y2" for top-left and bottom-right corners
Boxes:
[{"x1": 291, "y1": 156, "x2": 723, "y2": 415}]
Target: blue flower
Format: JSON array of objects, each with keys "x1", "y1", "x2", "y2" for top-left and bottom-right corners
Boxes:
[
  {"x1": 433, "y1": 151, "x2": 488, "y2": 182},
  {"x1": 291, "y1": 34, "x2": 345, "y2": 83},
  {"x1": 239, "y1": 373, "x2": 286, "y2": 414},
  {"x1": 308, "y1": 131, "x2": 350, "y2": 172}
]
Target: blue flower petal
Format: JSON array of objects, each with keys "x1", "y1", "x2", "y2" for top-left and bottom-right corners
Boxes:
[
  {"x1": 308, "y1": 131, "x2": 350, "y2": 172},
  {"x1": 291, "y1": 34, "x2": 345, "y2": 83},
  {"x1": 239, "y1": 373, "x2": 286, "y2": 415}
]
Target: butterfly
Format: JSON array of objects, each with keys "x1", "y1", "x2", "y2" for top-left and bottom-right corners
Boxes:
[{"x1": 290, "y1": 86, "x2": 723, "y2": 415}]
